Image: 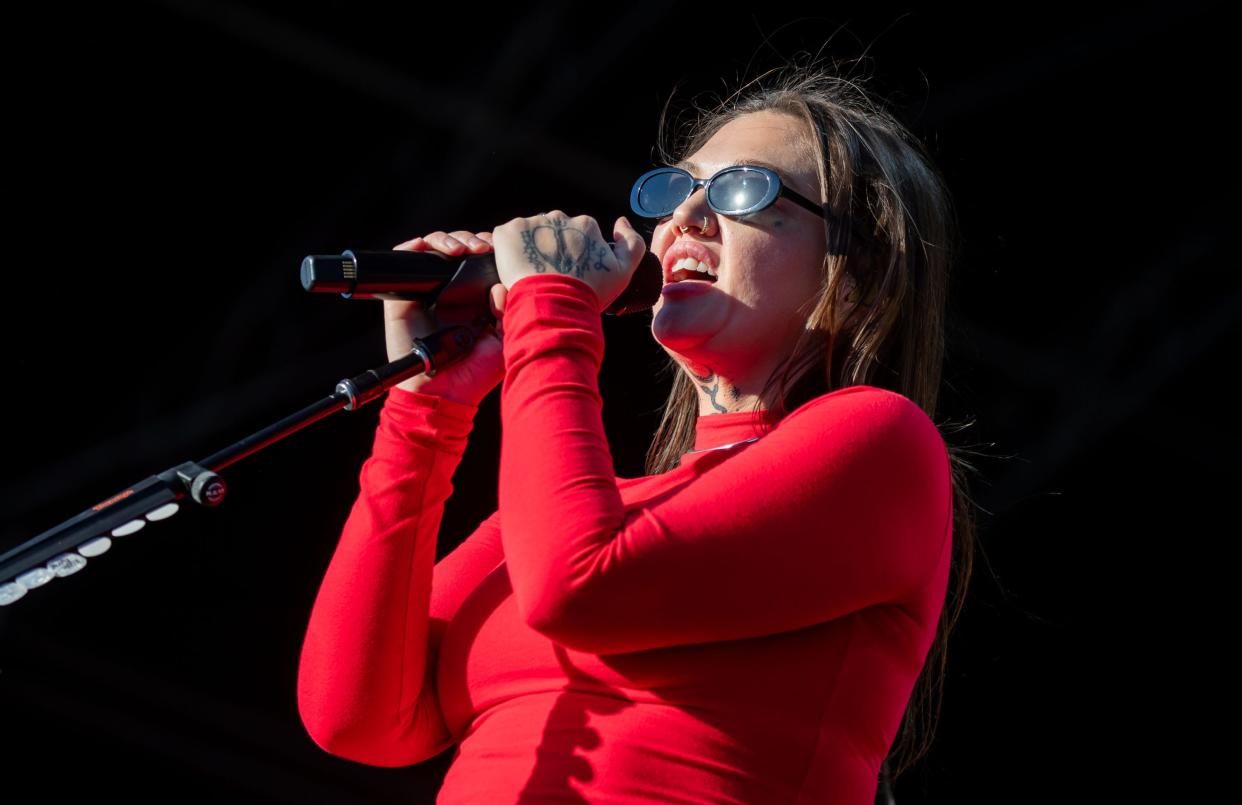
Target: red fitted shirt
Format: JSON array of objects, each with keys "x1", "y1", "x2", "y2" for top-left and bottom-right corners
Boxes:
[{"x1": 298, "y1": 274, "x2": 953, "y2": 804}]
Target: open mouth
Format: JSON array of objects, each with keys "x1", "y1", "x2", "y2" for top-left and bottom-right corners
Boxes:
[{"x1": 668, "y1": 258, "x2": 718, "y2": 284}]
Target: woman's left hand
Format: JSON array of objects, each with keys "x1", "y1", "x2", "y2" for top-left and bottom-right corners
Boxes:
[{"x1": 491, "y1": 211, "x2": 646, "y2": 313}]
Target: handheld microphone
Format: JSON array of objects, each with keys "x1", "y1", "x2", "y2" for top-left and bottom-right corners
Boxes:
[{"x1": 300, "y1": 247, "x2": 663, "y2": 318}]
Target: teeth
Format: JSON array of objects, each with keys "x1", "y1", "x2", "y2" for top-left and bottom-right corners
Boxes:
[{"x1": 671, "y1": 257, "x2": 717, "y2": 279}]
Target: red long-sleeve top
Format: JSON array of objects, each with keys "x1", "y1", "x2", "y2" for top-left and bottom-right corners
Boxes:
[{"x1": 298, "y1": 273, "x2": 953, "y2": 804}]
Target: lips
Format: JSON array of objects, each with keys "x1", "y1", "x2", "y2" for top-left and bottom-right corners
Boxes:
[
  {"x1": 662, "y1": 240, "x2": 719, "y2": 284},
  {"x1": 661, "y1": 279, "x2": 715, "y2": 294}
]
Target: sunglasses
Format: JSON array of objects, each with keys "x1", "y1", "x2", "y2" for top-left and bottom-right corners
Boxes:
[
  {"x1": 629, "y1": 164, "x2": 826, "y2": 220},
  {"x1": 629, "y1": 164, "x2": 876, "y2": 245}
]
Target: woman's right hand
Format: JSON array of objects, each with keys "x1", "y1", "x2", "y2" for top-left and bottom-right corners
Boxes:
[{"x1": 385, "y1": 230, "x2": 507, "y2": 407}]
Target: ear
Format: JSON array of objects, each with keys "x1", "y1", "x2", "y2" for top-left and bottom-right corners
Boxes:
[
  {"x1": 842, "y1": 273, "x2": 880, "y2": 309},
  {"x1": 833, "y1": 274, "x2": 872, "y2": 337},
  {"x1": 839, "y1": 274, "x2": 861, "y2": 309}
]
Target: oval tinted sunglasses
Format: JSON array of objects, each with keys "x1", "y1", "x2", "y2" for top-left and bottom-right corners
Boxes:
[
  {"x1": 629, "y1": 164, "x2": 826, "y2": 220},
  {"x1": 629, "y1": 164, "x2": 877, "y2": 246}
]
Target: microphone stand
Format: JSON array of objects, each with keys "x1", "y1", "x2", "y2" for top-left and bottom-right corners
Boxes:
[{"x1": 0, "y1": 318, "x2": 486, "y2": 607}]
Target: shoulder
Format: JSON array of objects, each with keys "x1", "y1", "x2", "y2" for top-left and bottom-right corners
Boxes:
[
  {"x1": 778, "y1": 385, "x2": 950, "y2": 498},
  {"x1": 784, "y1": 385, "x2": 942, "y2": 443},
  {"x1": 787, "y1": 387, "x2": 953, "y2": 550}
]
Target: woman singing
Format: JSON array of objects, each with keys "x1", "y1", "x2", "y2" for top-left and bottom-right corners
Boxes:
[{"x1": 297, "y1": 65, "x2": 976, "y2": 804}]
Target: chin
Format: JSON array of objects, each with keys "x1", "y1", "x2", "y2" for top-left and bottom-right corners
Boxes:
[{"x1": 651, "y1": 316, "x2": 710, "y2": 353}]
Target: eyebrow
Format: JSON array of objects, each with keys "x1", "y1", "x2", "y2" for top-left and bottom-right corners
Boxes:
[{"x1": 674, "y1": 158, "x2": 789, "y2": 176}]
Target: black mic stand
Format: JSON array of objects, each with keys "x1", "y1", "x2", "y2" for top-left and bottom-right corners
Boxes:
[{"x1": 0, "y1": 253, "x2": 504, "y2": 606}]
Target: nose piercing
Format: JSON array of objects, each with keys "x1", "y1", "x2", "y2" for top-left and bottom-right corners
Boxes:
[{"x1": 678, "y1": 215, "x2": 710, "y2": 235}]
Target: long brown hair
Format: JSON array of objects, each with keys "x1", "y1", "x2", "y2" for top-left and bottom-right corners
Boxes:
[{"x1": 642, "y1": 64, "x2": 978, "y2": 786}]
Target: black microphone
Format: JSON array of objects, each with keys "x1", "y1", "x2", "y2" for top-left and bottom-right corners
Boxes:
[{"x1": 300, "y1": 247, "x2": 663, "y2": 318}]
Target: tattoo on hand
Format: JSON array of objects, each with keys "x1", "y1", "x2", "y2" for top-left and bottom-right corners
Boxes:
[{"x1": 520, "y1": 220, "x2": 611, "y2": 280}]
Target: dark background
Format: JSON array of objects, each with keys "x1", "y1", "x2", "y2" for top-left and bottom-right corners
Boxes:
[{"x1": 0, "y1": 1, "x2": 1226, "y2": 801}]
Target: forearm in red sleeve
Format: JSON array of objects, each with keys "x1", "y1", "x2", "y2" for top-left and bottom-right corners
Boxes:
[
  {"x1": 297, "y1": 386, "x2": 477, "y2": 766},
  {"x1": 498, "y1": 274, "x2": 627, "y2": 633},
  {"x1": 498, "y1": 274, "x2": 953, "y2": 654}
]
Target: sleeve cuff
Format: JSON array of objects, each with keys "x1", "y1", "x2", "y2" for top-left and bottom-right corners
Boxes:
[{"x1": 502, "y1": 274, "x2": 604, "y2": 376}]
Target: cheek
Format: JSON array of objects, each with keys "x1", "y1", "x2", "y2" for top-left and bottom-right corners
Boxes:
[
  {"x1": 781, "y1": 238, "x2": 826, "y2": 299},
  {"x1": 728, "y1": 242, "x2": 798, "y2": 304},
  {"x1": 745, "y1": 246, "x2": 822, "y2": 315}
]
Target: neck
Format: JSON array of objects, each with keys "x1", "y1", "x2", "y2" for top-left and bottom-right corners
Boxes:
[{"x1": 681, "y1": 357, "x2": 776, "y2": 416}]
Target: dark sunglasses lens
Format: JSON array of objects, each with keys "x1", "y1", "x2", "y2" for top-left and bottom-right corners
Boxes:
[
  {"x1": 636, "y1": 170, "x2": 693, "y2": 216},
  {"x1": 707, "y1": 169, "x2": 772, "y2": 215}
]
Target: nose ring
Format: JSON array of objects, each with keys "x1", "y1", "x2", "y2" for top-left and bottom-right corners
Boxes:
[{"x1": 678, "y1": 215, "x2": 710, "y2": 235}]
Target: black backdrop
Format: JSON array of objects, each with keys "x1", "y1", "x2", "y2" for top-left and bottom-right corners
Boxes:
[{"x1": 0, "y1": 2, "x2": 1226, "y2": 802}]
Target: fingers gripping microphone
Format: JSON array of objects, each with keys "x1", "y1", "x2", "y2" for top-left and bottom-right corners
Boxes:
[{"x1": 300, "y1": 248, "x2": 663, "y2": 324}]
